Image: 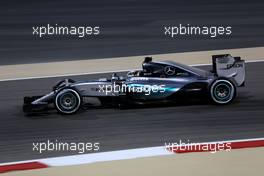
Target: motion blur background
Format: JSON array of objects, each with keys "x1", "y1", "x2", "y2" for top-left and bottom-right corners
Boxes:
[
  {"x1": 0, "y1": 0, "x2": 264, "y2": 65},
  {"x1": 0, "y1": 0, "x2": 263, "y2": 163}
]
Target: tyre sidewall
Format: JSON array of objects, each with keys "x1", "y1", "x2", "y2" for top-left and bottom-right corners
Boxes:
[{"x1": 210, "y1": 79, "x2": 236, "y2": 104}]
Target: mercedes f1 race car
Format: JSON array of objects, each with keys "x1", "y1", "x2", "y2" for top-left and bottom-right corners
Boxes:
[{"x1": 23, "y1": 54, "x2": 245, "y2": 114}]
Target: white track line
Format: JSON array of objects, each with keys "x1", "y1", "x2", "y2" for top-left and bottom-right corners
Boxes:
[
  {"x1": 0, "y1": 59, "x2": 263, "y2": 82},
  {"x1": 0, "y1": 146, "x2": 170, "y2": 167},
  {"x1": 0, "y1": 46, "x2": 263, "y2": 81}
]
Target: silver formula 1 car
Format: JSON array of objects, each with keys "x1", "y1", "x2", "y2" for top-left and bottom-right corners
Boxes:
[{"x1": 23, "y1": 54, "x2": 245, "y2": 114}]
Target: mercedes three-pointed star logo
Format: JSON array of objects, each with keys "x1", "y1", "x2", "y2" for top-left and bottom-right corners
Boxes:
[{"x1": 164, "y1": 66, "x2": 175, "y2": 76}]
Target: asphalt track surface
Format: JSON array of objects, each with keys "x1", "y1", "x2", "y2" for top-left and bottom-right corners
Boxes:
[
  {"x1": 1, "y1": 0, "x2": 264, "y2": 65},
  {"x1": 0, "y1": 62, "x2": 263, "y2": 163}
]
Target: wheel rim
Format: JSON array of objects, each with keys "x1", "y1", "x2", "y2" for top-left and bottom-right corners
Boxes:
[
  {"x1": 59, "y1": 93, "x2": 77, "y2": 110},
  {"x1": 55, "y1": 89, "x2": 81, "y2": 114},
  {"x1": 214, "y1": 84, "x2": 231, "y2": 100},
  {"x1": 211, "y1": 80, "x2": 234, "y2": 104}
]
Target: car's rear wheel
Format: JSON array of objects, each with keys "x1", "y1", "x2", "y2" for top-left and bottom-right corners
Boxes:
[
  {"x1": 55, "y1": 88, "x2": 81, "y2": 114},
  {"x1": 210, "y1": 79, "x2": 236, "y2": 104}
]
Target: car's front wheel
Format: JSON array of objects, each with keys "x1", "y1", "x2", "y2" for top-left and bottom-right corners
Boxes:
[
  {"x1": 55, "y1": 88, "x2": 81, "y2": 114},
  {"x1": 210, "y1": 79, "x2": 236, "y2": 104}
]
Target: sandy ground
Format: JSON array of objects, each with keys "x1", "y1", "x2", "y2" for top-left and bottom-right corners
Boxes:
[
  {"x1": 0, "y1": 47, "x2": 263, "y2": 81},
  {"x1": 2, "y1": 147, "x2": 263, "y2": 176}
]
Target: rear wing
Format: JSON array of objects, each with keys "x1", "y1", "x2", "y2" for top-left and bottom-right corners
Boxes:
[{"x1": 212, "y1": 54, "x2": 245, "y2": 87}]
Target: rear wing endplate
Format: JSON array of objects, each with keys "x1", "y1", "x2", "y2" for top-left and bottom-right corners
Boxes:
[{"x1": 212, "y1": 54, "x2": 245, "y2": 87}]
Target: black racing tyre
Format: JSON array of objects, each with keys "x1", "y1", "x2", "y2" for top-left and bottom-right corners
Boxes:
[
  {"x1": 210, "y1": 79, "x2": 236, "y2": 104},
  {"x1": 55, "y1": 88, "x2": 81, "y2": 114}
]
